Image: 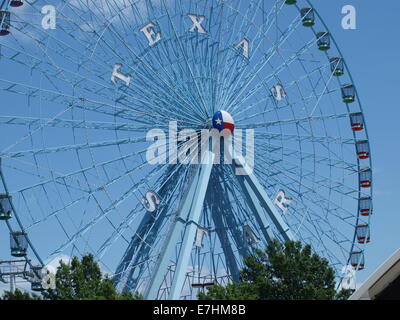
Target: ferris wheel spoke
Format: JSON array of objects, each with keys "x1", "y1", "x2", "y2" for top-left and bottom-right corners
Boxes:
[
  {"x1": 0, "y1": 77, "x2": 190, "y2": 129},
  {"x1": 182, "y1": 0, "x2": 225, "y2": 117},
  {"x1": 6, "y1": 167, "x2": 157, "y2": 236},
  {"x1": 229, "y1": 36, "x2": 325, "y2": 117},
  {"x1": 0, "y1": 39, "x2": 190, "y2": 126},
  {"x1": 8, "y1": 9, "x2": 203, "y2": 125},
  {"x1": 78, "y1": 99, "x2": 178, "y2": 126},
  {"x1": 0, "y1": 40, "x2": 120, "y2": 98},
  {"x1": 254, "y1": 139, "x2": 358, "y2": 172},
  {"x1": 21, "y1": 164, "x2": 146, "y2": 231},
  {"x1": 290, "y1": 58, "x2": 354, "y2": 165},
  {"x1": 86, "y1": 138, "x2": 201, "y2": 261},
  {"x1": 227, "y1": 33, "x2": 320, "y2": 114},
  {"x1": 237, "y1": 111, "x2": 348, "y2": 129},
  {"x1": 209, "y1": 0, "x2": 233, "y2": 115},
  {"x1": 217, "y1": 172, "x2": 253, "y2": 249},
  {"x1": 290, "y1": 208, "x2": 348, "y2": 270},
  {"x1": 218, "y1": 0, "x2": 286, "y2": 107},
  {"x1": 19, "y1": 140, "x2": 177, "y2": 232},
  {"x1": 5, "y1": 15, "x2": 115, "y2": 82},
  {"x1": 5, "y1": 130, "x2": 193, "y2": 201},
  {"x1": 232, "y1": 61, "x2": 332, "y2": 120},
  {"x1": 112, "y1": 169, "x2": 193, "y2": 289},
  {"x1": 71, "y1": 137, "x2": 143, "y2": 253},
  {"x1": 2, "y1": 136, "x2": 148, "y2": 159},
  {"x1": 161, "y1": 0, "x2": 210, "y2": 119},
  {"x1": 155, "y1": 40, "x2": 206, "y2": 120},
  {"x1": 253, "y1": 173, "x2": 357, "y2": 262},
  {"x1": 253, "y1": 131, "x2": 356, "y2": 146},
  {"x1": 209, "y1": 0, "x2": 250, "y2": 112},
  {"x1": 97, "y1": 163, "x2": 193, "y2": 260},
  {"x1": 46, "y1": 178, "x2": 126, "y2": 265},
  {"x1": 252, "y1": 130, "x2": 355, "y2": 158},
  {"x1": 303, "y1": 211, "x2": 352, "y2": 265},
  {"x1": 296, "y1": 195, "x2": 358, "y2": 231},
  {"x1": 256, "y1": 155, "x2": 361, "y2": 202},
  {"x1": 0, "y1": 115, "x2": 170, "y2": 133},
  {"x1": 254, "y1": 162, "x2": 358, "y2": 220},
  {"x1": 92, "y1": 33, "x2": 205, "y2": 124},
  {"x1": 114, "y1": 7, "x2": 208, "y2": 123},
  {"x1": 3, "y1": 162, "x2": 92, "y2": 204},
  {"x1": 206, "y1": 192, "x2": 241, "y2": 281},
  {"x1": 101, "y1": 21, "x2": 207, "y2": 122},
  {"x1": 253, "y1": 126, "x2": 358, "y2": 164},
  {"x1": 120, "y1": 78, "x2": 204, "y2": 125},
  {"x1": 223, "y1": 168, "x2": 276, "y2": 247},
  {"x1": 47, "y1": 158, "x2": 169, "y2": 259},
  {"x1": 215, "y1": 0, "x2": 282, "y2": 104},
  {"x1": 98, "y1": 191, "x2": 163, "y2": 263},
  {"x1": 119, "y1": 142, "x2": 207, "y2": 270},
  {"x1": 222, "y1": 7, "x2": 303, "y2": 111},
  {"x1": 274, "y1": 9, "x2": 346, "y2": 121},
  {"x1": 9, "y1": 143, "x2": 155, "y2": 194},
  {"x1": 270, "y1": 196, "x2": 349, "y2": 264},
  {"x1": 123, "y1": 0, "x2": 208, "y2": 120},
  {"x1": 189, "y1": 0, "x2": 232, "y2": 114}
]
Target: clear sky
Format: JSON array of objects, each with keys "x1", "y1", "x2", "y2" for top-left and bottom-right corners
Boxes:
[{"x1": 314, "y1": 0, "x2": 400, "y2": 284}]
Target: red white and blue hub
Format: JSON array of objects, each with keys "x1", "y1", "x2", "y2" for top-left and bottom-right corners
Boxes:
[{"x1": 212, "y1": 110, "x2": 235, "y2": 135}]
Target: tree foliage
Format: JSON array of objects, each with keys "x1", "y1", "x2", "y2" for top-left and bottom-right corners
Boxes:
[
  {"x1": 42, "y1": 254, "x2": 140, "y2": 300},
  {"x1": 1, "y1": 288, "x2": 41, "y2": 300},
  {"x1": 199, "y1": 240, "x2": 351, "y2": 300},
  {"x1": 2, "y1": 254, "x2": 142, "y2": 300}
]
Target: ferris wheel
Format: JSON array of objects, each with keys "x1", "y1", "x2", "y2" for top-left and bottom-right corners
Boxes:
[{"x1": 0, "y1": 0, "x2": 373, "y2": 299}]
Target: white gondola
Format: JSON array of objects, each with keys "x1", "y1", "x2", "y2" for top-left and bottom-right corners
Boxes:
[
  {"x1": 359, "y1": 168, "x2": 372, "y2": 188},
  {"x1": 359, "y1": 197, "x2": 372, "y2": 216},
  {"x1": 330, "y1": 57, "x2": 344, "y2": 76},
  {"x1": 342, "y1": 84, "x2": 356, "y2": 103},
  {"x1": 350, "y1": 112, "x2": 365, "y2": 131},
  {"x1": 301, "y1": 8, "x2": 315, "y2": 27},
  {"x1": 10, "y1": 0, "x2": 24, "y2": 7},
  {"x1": 10, "y1": 231, "x2": 28, "y2": 257},
  {"x1": 316, "y1": 32, "x2": 330, "y2": 51},
  {"x1": 356, "y1": 140, "x2": 370, "y2": 160},
  {"x1": 350, "y1": 251, "x2": 365, "y2": 270},
  {"x1": 356, "y1": 225, "x2": 371, "y2": 244},
  {"x1": 30, "y1": 266, "x2": 45, "y2": 291},
  {"x1": 0, "y1": 11, "x2": 10, "y2": 36},
  {"x1": 0, "y1": 194, "x2": 12, "y2": 220}
]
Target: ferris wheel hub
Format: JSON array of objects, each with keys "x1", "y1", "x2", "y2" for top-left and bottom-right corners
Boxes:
[{"x1": 212, "y1": 110, "x2": 235, "y2": 136}]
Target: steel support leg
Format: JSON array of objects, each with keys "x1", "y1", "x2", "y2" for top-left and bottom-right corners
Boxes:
[
  {"x1": 145, "y1": 151, "x2": 214, "y2": 300},
  {"x1": 233, "y1": 154, "x2": 295, "y2": 242},
  {"x1": 209, "y1": 201, "x2": 241, "y2": 282},
  {"x1": 114, "y1": 166, "x2": 184, "y2": 292},
  {"x1": 114, "y1": 213, "x2": 155, "y2": 291}
]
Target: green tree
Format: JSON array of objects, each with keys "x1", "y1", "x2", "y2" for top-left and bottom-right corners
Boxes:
[
  {"x1": 1, "y1": 255, "x2": 142, "y2": 300},
  {"x1": 1, "y1": 288, "x2": 41, "y2": 300},
  {"x1": 42, "y1": 254, "x2": 142, "y2": 300},
  {"x1": 199, "y1": 240, "x2": 351, "y2": 300}
]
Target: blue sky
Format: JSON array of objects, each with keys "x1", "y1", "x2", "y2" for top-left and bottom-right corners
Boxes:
[{"x1": 314, "y1": 0, "x2": 400, "y2": 283}]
